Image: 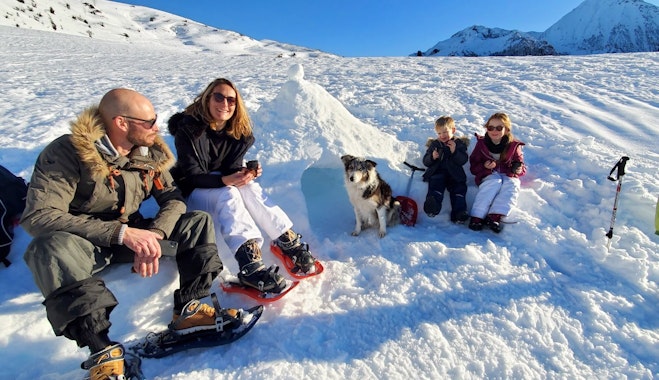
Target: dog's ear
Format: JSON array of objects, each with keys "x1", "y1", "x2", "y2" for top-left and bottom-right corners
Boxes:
[
  {"x1": 366, "y1": 159, "x2": 377, "y2": 168},
  {"x1": 341, "y1": 155, "x2": 354, "y2": 165}
]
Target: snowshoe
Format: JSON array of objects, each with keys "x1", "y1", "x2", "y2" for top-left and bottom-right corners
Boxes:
[
  {"x1": 270, "y1": 242, "x2": 324, "y2": 279},
  {"x1": 129, "y1": 293, "x2": 263, "y2": 359},
  {"x1": 238, "y1": 262, "x2": 287, "y2": 293},
  {"x1": 220, "y1": 272, "x2": 299, "y2": 302}
]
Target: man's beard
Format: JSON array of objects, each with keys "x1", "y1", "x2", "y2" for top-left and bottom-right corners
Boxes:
[{"x1": 127, "y1": 127, "x2": 155, "y2": 147}]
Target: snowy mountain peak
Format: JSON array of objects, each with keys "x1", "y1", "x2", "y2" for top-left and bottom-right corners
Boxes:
[
  {"x1": 0, "y1": 0, "x2": 328, "y2": 57},
  {"x1": 417, "y1": 0, "x2": 659, "y2": 56},
  {"x1": 419, "y1": 25, "x2": 557, "y2": 57},
  {"x1": 542, "y1": 0, "x2": 659, "y2": 54}
]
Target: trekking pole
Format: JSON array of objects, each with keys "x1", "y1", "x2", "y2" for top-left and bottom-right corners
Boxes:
[{"x1": 606, "y1": 156, "x2": 630, "y2": 251}]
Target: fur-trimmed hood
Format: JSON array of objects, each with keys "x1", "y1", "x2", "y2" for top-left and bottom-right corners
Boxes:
[
  {"x1": 70, "y1": 106, "x2": 176, "y2": 180},
  {"x1": 167, "y1": 112, "x2": 207, "y2": 138}
]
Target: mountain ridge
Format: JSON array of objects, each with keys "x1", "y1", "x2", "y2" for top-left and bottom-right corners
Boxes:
[
  {"x1": 416, "y1": 0, "x2": 659, "y2": 56},
  {"x1": 0, "y1": 0, "x2": 329, "y2": 57}
]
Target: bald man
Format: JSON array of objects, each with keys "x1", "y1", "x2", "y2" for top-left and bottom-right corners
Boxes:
[{"x1": 21, "y1": 89, "x2": 243, "y2": 379}]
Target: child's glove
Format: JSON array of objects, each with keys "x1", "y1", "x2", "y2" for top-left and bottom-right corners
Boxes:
[{"x1": 511, "y1": 161, "x2": 523, "y2": 175}]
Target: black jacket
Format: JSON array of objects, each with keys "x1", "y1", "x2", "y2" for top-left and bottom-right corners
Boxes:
[
  {"x1": 421, "y1": 137, "x2": 469, "y2": 183},
  {"x1": 168, "y1": 112, "x2": 254, "y2": 196}
]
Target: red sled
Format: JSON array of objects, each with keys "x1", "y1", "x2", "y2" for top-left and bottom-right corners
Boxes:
[
  {"x1": 220, "y1": 274, "x2": 299, "y2": 303},
  {"x1": 270, "y1": 243, "x2": 324, "y2": 279},
  {"x1": 396, "y1": 195, "x2": 418, "y2": 227}
]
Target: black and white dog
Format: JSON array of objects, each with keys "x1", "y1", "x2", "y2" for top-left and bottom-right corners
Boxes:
[{"x1": 341, "y1": 155, "x2": 400, "y2": 237}]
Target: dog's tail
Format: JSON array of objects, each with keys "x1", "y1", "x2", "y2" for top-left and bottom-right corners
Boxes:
[{"x1": 388, "y1": 198, "x2": 401, "y2": 226}]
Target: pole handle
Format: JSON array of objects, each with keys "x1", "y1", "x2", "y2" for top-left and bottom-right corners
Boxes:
[
  {"x1": 607, "y1": 156, "x2": 629, "y2": 181},
  {"x1": 403, "y1": 161, "x2": 425, "y2": 172}
]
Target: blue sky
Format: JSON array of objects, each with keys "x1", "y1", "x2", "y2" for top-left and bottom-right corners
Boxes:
[{"x1": 114, "y1": 0, "x2": 659, "y2": 57}]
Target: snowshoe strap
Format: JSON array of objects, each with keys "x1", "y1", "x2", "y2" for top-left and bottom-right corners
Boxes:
[
  {"x1": 255, "y1": 265, "x2": 280, "y2": 292},
  {"x1": 81, "y1": 343, "x2": 125, "y2": 370},
  {"x1": 168, "y1": 299, "x2": 201, "y2": 331},
  {"x1": 211, "y1": 292, "x2": 222, "y2": 313},
  {"x1": 277, "y1": 233, "x2": 302, "y2": 251},
  {"x1": 240, "y1": 260, "x2": 266, "y2": 276},
  {"x1": 211, "y1": 293, "x2": 235, "y2": 333},
  {"x1": 281, "y1": 241, "x2": 314, "y2": 274}
]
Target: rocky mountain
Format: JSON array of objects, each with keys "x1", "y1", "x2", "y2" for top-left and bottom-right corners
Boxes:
[{"x1": 416, "y1": 0, "x2": 659, "y2": 56}]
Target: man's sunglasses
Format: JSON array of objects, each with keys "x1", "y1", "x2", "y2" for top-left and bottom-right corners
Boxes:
[
  {"x1": 211, "y1": 93, "x2": 237, "y2": 106},
  {"x1": 119, "y1": 115, "x2": 158, "y2": 129}
]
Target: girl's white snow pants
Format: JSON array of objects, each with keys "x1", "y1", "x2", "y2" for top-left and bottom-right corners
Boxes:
[{"x1": 470, "y1": 172, "x2": 520, "y2": 218}]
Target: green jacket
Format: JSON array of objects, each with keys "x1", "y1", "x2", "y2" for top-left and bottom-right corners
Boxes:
[{"x1": 21, "y1": 106, "x2": 186, "y2": 247}]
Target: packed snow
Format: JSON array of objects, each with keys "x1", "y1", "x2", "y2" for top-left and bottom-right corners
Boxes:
[{"x1": 0, "y1": 23, "x2": 658, "y2": 380}]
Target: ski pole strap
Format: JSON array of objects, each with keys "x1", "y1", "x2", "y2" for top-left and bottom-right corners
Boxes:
[
  {"x1": 403, "y1": 161, "x2": 425, "y2": 172},
  {"x1": 607, "y1": 156, "x2": 629, "y2": 181}
]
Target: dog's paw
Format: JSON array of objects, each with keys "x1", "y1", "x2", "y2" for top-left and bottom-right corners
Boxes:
[
  {"x1": 351, "y1": 230, "x2": 361, "y2": 236},
  {"x1": 378, "y1": 230, "x2": 387, "y2": 238}
]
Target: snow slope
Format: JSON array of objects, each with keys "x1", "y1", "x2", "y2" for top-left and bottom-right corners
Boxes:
[
  {"x1": 0, "y1": 0, "x2": 326, "y2": 57},
  {"x1": 0, "y1": 23, "x2": 658, "y2": 380}
]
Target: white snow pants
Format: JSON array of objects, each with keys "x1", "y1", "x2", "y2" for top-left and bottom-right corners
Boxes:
[
  {"x1": 186, "y1": 181, "x2": 293, "y2": 255},
  {"x1": 470, "y1": 172, "x2": 520, "y2": 218}
]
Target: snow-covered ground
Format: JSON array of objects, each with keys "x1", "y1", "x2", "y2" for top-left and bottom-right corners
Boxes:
[{"x1": 0, "y1": 25, "x2": 657, "y2": 379}]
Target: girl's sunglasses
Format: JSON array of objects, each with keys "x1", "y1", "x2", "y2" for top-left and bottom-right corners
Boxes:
[{"x1": 486, "y1": 125, "x2": 505, "y2": 131}]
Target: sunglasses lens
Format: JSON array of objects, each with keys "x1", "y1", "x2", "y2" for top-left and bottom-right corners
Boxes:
[
  {"x1": 213, "y1": 93, "x2": 236, "y2": 106},
  {"x1": 122, "y1": 115, "x2": 157, "y2": 129}
]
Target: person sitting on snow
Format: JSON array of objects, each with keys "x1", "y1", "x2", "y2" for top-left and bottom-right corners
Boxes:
[
  {"x1": 167, "y1": 78, "x2": 318, "y2": 294},
  {"x1": 468, "y1": 112, "x2": 526, "y2": 233},
  {"x1": 421, "y1": 115, "x2": 470, "y2": 223},
  {"x1": 21, "y1": 88, "x2": 243, "y2": 379}
]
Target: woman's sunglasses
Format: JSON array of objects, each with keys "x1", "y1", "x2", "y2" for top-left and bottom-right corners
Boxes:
[
  {"x1": 486, "y1": 125, "x2": 505, "y2": 131},
  {"x1": 212, "y1": 93, "x2": 237, "y2": 106}
]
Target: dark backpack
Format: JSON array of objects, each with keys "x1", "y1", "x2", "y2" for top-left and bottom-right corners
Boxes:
[{"x1": 0, "y1": 165, "x2": 28, "y2": 267}]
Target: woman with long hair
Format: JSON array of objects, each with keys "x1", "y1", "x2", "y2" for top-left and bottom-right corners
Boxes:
[{"x1": 168, "y1": 78, "x2": 317, "y2": 294}]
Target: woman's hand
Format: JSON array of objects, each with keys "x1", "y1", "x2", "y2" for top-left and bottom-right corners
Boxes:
[
  {"x1": 222, "y1": 165, "x2": 261, "y2": 187},
  {"x1": 484, "y1": 160, "x2": 496, "y2": 170}
]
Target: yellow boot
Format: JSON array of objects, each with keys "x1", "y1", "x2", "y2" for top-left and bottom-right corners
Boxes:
[
  {"x1": 171, "y1": 299, "x2": 240, "y2": 334},
  {"x1": 82, "y1": 343, "x2": 125, "y2": 380}
]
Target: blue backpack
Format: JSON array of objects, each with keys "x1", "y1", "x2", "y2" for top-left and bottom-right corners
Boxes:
[{"x1": 0, "y1": 165, "x2": 28, "y2": 267}]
